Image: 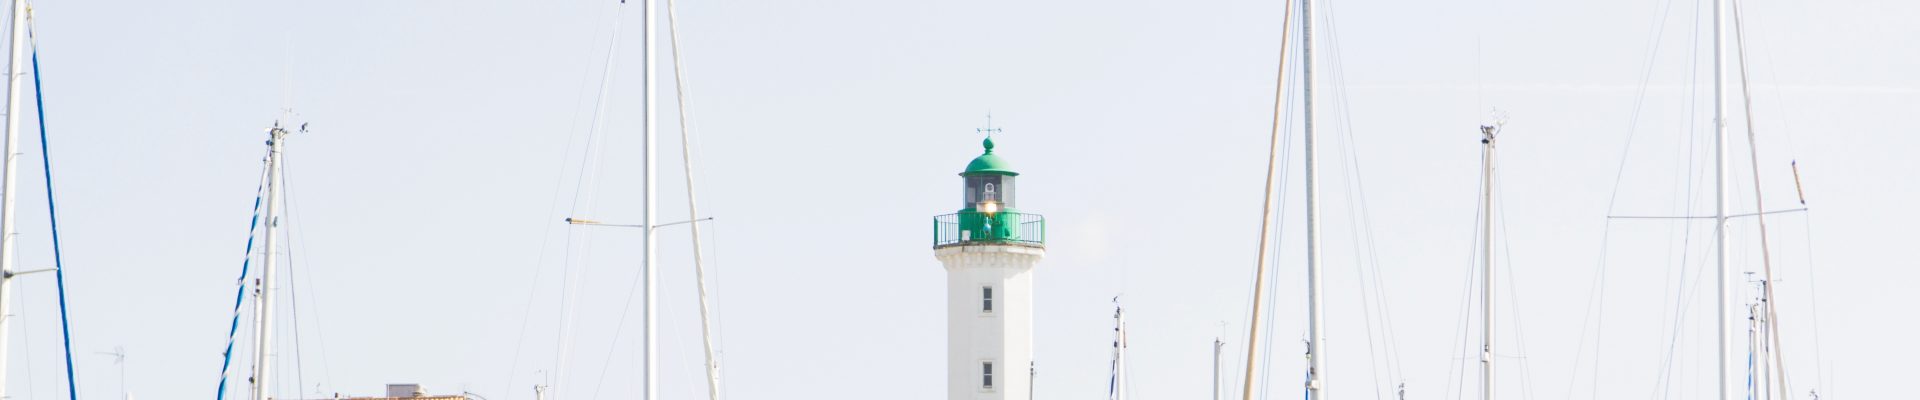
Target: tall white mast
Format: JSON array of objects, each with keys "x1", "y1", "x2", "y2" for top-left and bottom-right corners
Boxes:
[
  {"x1": 642, "y1": 0, "x2": 660, "y2": 398},
  {"x1": 1712, "y1": 0, "x2": 1733, "y2": 398},
  {"x1": 1302, "y1": 0, "x2": 1326, "y2": 396},
  {"x1": 1478, "y1": 125, "x2": 1498, "y2": 400},
  {"x1": 0, "y1": 1, "x2": 27, "y2": 397},
  {"x1": 250, "y1": 124, "x2": 288, "y2": 400}
]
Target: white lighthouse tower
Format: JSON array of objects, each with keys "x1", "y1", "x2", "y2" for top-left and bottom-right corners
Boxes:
[{"x1": 934, "y1": 136, "x2": 1046, "y2": 400}]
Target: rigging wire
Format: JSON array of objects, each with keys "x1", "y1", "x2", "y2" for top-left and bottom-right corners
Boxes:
[
  {"x1": 646, "y1": 279, "x2": 702, "y2": 400},
  {"x1": 270, "y1": 152, "x2": 287, "y2": 400},
  {"x1": 551, "y1": 2, "x2": 631, "y2": 397},
  {"x1": 1657, "y1": 12, "x2": 1693, "y2": 398},
  {"x1": 1652, "y1": 1, "x2": 1716, "y2": 397},
  {"x1": 1794, "y1": 214, "x2": 1824, "y2": 395},
  {"x1": 583, "y1": 225, "x2": 654, "y2": 400},
  {"x1": 1316, "y1": 0, "x2": 1406, "y2": 396},
  {"x1": 1492, "y1": 166, "x2": 1538, "y2": 400},
  {"x1": 1123, "y1": 312, "x2": 1136, "y2": 400},
  {"x1": 1248, "y1": 65, "x2": 1299, "y2": 400},
  {"x1": 1739, "y1": 5, "x2": 1799, "y2": 159},
  {"x1": 281, "y1": 148, "x2": 336, "y2": 399},
  {"x1": 27, "y1": 34, "x2": 79, "y2": 400},
  {"x1": 1650, "y1": 134, "x2": 1719, "y2": 400},
  {"x1": 1728, "y1": 2, "x2": 1794, "y2": 397},
  {"x1": 1444, "y1": 144, "x2": 1486, "y2": 400},
  {"x1": 16, "y1": 275, "x2": 34, "y2": 400},
  {"x1": 1649, "y1": 84, "x2": 1710, "y2": 400},
  {"x1": 708, "y1": 216, "x2": 731, "y2": 393},
  {"x1": 497, "y1": 1, "x2": 631, "y2": 396},
  {"x1": 1563, "y1": 0, "x2": 1689, "y2": 396},
  {"x1": 280, "y1": 152, "x2": 312, "y2": 399},
  {"x1": 1559, "y1": 0, "x2": 1712, "y2": 396},
  {"x1": 215, "y1": 151, "x2": 272, "y2": 400}
]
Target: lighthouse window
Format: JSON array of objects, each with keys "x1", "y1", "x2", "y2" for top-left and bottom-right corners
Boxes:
[
  {"x1": 1000, "y1": 178, "x2": 1014, "y2": 207},
  {"x1": 982, "y1": 286, "x2": 994, "y2": 313},
  {"x1": 982, "y1": 361, "x2": 994, "y2": 389},
  {"x1": 963, "y1": 175, "x2": 1017, "y2": 209}
]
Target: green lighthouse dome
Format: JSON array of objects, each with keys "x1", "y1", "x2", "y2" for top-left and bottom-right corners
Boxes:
[
  {"x1": 933, "y1": 134, "x2": 1043, "y2": 248},
  {"x1": 962, "y1": 137, "x2": 1019, "y2": 176}
]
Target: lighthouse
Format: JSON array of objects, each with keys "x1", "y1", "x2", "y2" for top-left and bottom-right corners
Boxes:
[{"x1": 934, "y1": 136, "x2": 1045, "y2": 400}]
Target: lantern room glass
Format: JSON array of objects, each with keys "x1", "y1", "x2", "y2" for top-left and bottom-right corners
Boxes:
[{"x1": 963, "y1": 175, "x2": 1016, "y2": 211}]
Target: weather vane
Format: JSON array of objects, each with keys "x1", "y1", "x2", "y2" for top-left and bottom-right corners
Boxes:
[{"x1": 976, "y1": 112, "x2": 1002, "y2": 139}]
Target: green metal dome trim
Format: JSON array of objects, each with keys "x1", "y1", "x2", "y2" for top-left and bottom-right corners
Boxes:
[{"x1": 961, "y1": 137, "x2": 1019, "y2": 176}]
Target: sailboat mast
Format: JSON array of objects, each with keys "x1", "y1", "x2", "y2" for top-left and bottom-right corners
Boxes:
[
  {"x1": 1302, "y1": 0, "x2": 1326, "y2": 396},
  {"x1": 1108, "y1": 302, "x2": 1126, "y2": 400},
  {"x1": 1213, "y1": 338, "x2": 1223, "y2": 400},
  {"x1": 642, "y1": 0, "x2": 660, "y2": 398},
  {"x1": 1758, "y1": 291, "x2": 1772, "y2": 400},
  {"x1": 1239, "y1": 0, "x2": 1296, "y2": 394},
  {"x1": 250, "y1": 125, "x2": 288, "y2": 400},
  {"x1": 642, "y1": 0, "x2": 660, "y2": 399},
  {"x1": 661, "y1": 0, "x2": 723, "y2": 397},
  {"x1": 1712, "y1": 0, "x2": 1733, "y2": 398},
  {"x1": 1746, "y1": 302, "x2": 1758, "y2": 398},
  {"x1": 1479, "y1": 125, "x2": 1497, "y2": 400},
  {"x1": 0, "y1": 1, "x2": 26, "y2": 396}
]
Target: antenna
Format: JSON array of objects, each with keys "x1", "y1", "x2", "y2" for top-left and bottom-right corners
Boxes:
[{"x1": 1480, "y1": 108, "x2": 1508, "y2": 142}]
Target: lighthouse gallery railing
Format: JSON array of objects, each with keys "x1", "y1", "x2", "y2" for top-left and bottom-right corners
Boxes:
[{"x1": 933, "y1": 211, "x2": 1045, "y2": 248}]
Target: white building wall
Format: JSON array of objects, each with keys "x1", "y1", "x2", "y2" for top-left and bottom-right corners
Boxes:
[{"x1": 937, "y1": 244, "x2": 1043, "y2": 400}]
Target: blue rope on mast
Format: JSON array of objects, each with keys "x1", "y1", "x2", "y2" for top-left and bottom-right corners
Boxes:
[
  {"x1": 213, "y1": 158, "x2": 268, "y2": 400},
  {"x1": 29, "y1": 42, "x2": 80, "y2": 400},
  {"x1": 1746, "y1": 346, "x2": 1756, "y2": 400}
]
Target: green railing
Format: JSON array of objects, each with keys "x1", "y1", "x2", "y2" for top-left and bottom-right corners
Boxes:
[{"x1": 933, "y1": 211, "x2": 1045, "y2": 248}]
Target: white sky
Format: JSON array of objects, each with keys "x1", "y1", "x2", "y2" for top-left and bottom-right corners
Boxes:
[{"x1": 0, "y1": 0, "x2": 1913, "y2": 399}]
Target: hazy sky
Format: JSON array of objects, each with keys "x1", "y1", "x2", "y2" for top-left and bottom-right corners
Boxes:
[{"x1": 0, "y1": 0, "x2": 1912, "y2": 399}]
